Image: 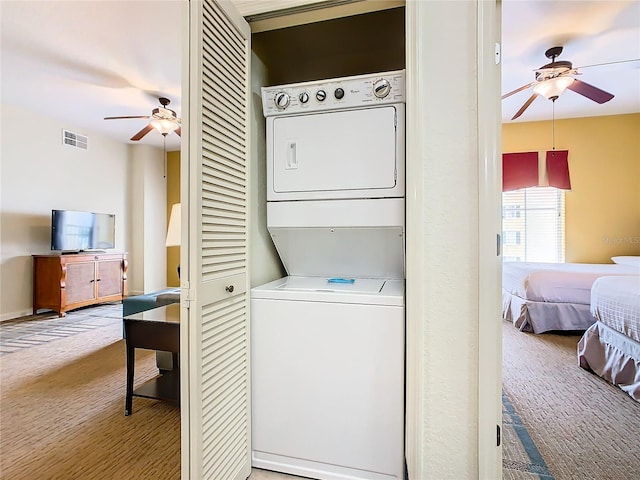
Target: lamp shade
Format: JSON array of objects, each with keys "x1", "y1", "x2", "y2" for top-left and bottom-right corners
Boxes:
[
  {"x1": 533, "y1": 76, "x2": 575, "y2": 100},
  {"x1": 166, "y1": 203, "x2": 181, "y2": 247}
]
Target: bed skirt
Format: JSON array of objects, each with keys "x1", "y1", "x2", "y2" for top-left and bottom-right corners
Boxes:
[
  {"x1": 578, "y1": 322, "x2": 640, "y2": 402},
  {"x1": 502, "y1": 290, "x2": 595, "y2": 333}
]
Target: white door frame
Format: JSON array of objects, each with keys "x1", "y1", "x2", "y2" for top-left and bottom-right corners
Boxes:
[
  {"x1": 181, "y1": 0, "x2": 503, "y2": 478},
  {"x1": 405, "y1": 0, "x2": 502, "y2": 478}
]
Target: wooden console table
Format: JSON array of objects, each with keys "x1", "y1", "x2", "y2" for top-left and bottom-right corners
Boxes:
[
  {"x1": 123, "y1": 304, "x2": 180, "y2": 416},
  {"x1": 33, "y1": 252, "x2": 127, "y2": 316}
]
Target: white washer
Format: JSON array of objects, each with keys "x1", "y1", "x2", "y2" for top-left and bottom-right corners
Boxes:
[
  {"x1": 252, "y1": 71, "x2": 406, "y2": 480},
  {"x1": 251, "y1": 277, "x2": 405, "y2": 480}
]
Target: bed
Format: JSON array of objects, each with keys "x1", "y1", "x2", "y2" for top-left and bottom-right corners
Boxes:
[
  {"x1": 578, "y1": 275, "x2": 640, "y2": 402},
  {"x1": 502, "y1": 260, "x2": 639, "y2": 333}
]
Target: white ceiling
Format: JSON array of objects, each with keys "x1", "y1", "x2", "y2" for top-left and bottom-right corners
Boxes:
[
  {"x1": 1, "y1": 0, "x2": 638, "y2": 151},
  {"x1": 501, "y1": 0, "x2": 640, "y2": 123},
  {"x1": 1, "y1": 0, "x2": 183, "y2": 150}
]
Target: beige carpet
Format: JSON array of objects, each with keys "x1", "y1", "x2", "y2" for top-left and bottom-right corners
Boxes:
[
  {"x1": 502, "y1": 320, "x2": 640, "y2": 480},
  {"x1": 8, "y1": 308, "x2": 637, "y2": 479},
  {"x1": 0, "y1": 309, "x2": 305, "y2": 480},
  {"x1": 0, "y1": 321, "x2": 181, "y2": 480}
]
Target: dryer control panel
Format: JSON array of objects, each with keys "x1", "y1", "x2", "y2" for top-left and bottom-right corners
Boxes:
[{"x1": 262, "y1": 70, "x2": 405, "y2": 117}]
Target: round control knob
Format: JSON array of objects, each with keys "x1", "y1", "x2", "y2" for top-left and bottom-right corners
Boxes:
[
  {"x1": 299, "y1": 92, "x2": 310, "y2": 104},
  {"x1": 334, "y1": 88, "x2": 345, "y2": 100},
  {"x1": 316, "y1": 89, "x2": 327, "y2": 102},
  {"x1": 274, "y1": 92, "x2": 290, "y2": 109},
  {"x1": 373, "y1": 78, "x2": 391, "y2": 98}
]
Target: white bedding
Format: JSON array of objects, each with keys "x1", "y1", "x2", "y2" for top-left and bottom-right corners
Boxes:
[
  {"x1": 579, "y1": 275, "x2": 640, "y2": 402},
  {"x1": 502, "y1": 261, "x2": 639, "y2": 333},
  {"x1": 503, "y1": 262, "x2": 639, "y2": 304},
  {"x1": 590, "y1": 275, "x2": 640, "y2": 343}
]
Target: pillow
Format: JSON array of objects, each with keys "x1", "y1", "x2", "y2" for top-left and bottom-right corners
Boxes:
[{"x1": 611, "y1": 256, "x2": 640, "y2": 267}]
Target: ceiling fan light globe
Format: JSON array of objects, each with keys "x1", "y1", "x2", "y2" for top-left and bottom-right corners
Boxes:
[
  {"x1": 533, "y1": 76, "x2": 575, "y2": 100},
  {"x1": 150, "y1": 118, "x2": 178, "y2": 134}
]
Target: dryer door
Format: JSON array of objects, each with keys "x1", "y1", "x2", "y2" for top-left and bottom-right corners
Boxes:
[{"x1": 268, "y1": 105, "x2": 403, "y2": 200}]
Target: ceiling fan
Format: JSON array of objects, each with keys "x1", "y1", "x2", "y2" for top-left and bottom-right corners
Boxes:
[
  {"x1": 502, "y1": 46, "x2": 615, "y2": 120},
  {"x1": 104, "y1": 97, "x2": 181, "y2": 140}
]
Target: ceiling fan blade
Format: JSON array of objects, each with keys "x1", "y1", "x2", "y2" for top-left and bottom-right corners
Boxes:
[
  {"x1": 174, "y1": 126, "x2": 182, "y2": 137},
  {"x1": 511, "y1": 93, "x2": 538, "y2": 120},
  {"x1": 130, "y1": 124, "x2": 154, "y2": 141},
  {"x1": 104, "y1": 115, "x2": 150, "y2": 120},
  {"x1": 502, "y1": 82, "x2": 536, "y2": 100},
  {"x1": 577, "y1": 58, "x2": 640, "y2": 71},
  {"x1": 566, "y1": 79, "x2": 614, "y2": 104}
]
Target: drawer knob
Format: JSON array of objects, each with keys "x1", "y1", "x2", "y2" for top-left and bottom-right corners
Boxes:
[{"x1": 225, "y1": 285, "x2": 234, "y2": 293}]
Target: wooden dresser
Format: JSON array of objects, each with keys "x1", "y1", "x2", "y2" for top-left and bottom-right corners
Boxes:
[{"x1": 33, "y1": 252, "x2": 127, "y2": 316}]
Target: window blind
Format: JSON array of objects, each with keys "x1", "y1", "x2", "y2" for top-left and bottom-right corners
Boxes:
[{"x1": 502, "y1": 186, "x2": 565, "y2": 263}]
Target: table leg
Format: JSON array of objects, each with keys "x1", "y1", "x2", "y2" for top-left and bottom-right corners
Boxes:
[{"x1": 125, "y1": 344, "x2": 135, "y2": 416}]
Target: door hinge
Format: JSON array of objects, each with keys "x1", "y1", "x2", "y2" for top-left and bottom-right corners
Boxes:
[
  {"x1": 180, "y1": 283, "x2": 194, "y2": 309},
  {"x1": 497, "y1": 424, "x2": 501, "y2": 446},
  {"x1": 497, "y1": 233, "x2": 501, "y2": 256}
]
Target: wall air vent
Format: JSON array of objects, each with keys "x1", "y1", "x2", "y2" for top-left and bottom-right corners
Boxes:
[{"x1": 62, "y1": 129, "x2": 88, "y2": 150}]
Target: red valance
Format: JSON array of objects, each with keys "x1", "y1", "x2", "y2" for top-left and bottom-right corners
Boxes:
[
  {"x1": 502, "y1": 152, "x2": 539, "y2": 192},
  {"x1": 546, "y1": 150, "x2": 571, "y2": 190},
  {"x1": 502, "y1": 150, "x2": 571, "y2": 192}
]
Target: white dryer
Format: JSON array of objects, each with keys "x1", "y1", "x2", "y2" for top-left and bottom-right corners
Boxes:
[
  {"x1": 263, "y1": 70, "x2": 405, "y2": 202},
  {"x1": 252, "y1": 71, "x2": 406, "y2": 480}
]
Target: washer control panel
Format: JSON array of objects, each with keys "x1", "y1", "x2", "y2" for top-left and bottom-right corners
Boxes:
[{"x1": 261, "y1": 70, "x2": 405, "y2": 117}]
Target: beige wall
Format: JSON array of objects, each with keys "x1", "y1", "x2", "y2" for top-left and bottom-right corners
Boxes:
[
  {"x1": 406, "y1": 1, "x2": 491, "y2": 477},
  {"x1": 166, "y1": 151, "x2": 180, "y2": 287},
  {"x1": 249, "y1": 51, "x2": 285, "y2": 288},
  {"x1": 0, "y1": 103, "x2": 169, "y2": 320},
  {"x1": 502, "y1": 113, "x2": 640, "y2": 263},
  {"x1": 127, "y1": 144, "x2": 168, "y2": 295},
  {"x1": 0, "y1": 103, "x2": 129, "y2": 320}
]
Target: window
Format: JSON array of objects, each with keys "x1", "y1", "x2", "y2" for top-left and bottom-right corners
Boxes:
[
  {"x1": 503, "y1": 205, "x2": 521, "y2": 218},
  {"x1": 503, "y1": 231, "x2": 521, "y2": 245},
  {"x1": 502, "y1": 187, "x2": 565, "y2": 263}
]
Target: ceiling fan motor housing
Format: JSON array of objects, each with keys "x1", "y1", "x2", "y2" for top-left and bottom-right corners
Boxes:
[
  {"x1": 535, "y1": 60, "x2": 574, "y2": 81},
  {"x1": 152, "y1": 107, "x2": 178, "y2": 120},
  {"x1": 545, "y1": 46, "x2": 564, "y2": 60}
]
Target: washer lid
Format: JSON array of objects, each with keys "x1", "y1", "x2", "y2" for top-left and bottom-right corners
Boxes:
[
  {"x1": 267, "y1": 199, "x2": 405, "y2": 279},
  {"x1": 278, "y1": 276, "x2": 386, "y2": 294},
  {"x1": 251, "y1": 276, "x2": 405, "y2": 306}
]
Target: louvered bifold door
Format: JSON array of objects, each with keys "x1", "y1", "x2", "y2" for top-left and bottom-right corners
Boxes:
[{"x1": 186, "y1": 1, "x2": 251, "y2": 479}]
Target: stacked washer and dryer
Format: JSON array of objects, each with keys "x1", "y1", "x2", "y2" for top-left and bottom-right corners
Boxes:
[{"x1": 251, "y1": 70, "x2": 406, "y2": 480}]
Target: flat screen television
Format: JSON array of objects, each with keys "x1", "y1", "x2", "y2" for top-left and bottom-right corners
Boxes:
[{"x1": 51, "y1": 209, "x2": 116, "y2": 252}]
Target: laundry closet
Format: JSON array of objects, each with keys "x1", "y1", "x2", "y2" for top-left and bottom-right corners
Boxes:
[
  {"x1": 182, "y1": 1, "x2": 501, "y2": 479},
  {"x1": 248, "y1": 5, "x2": 406, "y2": 480},
  {"x1": 248, "y1": 4, "x2": 406, "y2": 285}
]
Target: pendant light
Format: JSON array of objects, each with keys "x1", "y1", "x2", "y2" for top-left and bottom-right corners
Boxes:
[
  {"x1": 551, "y1": 99, "x2": 556, "y2": 153},
  {"x1": 162, "y1": 133, "x2": 167, "y2": 178},
  {"x1": 150, "y1": 117, "x2": 179, "y2": 135},
  {"x1": 533, "y1": 76, "x2": 575, "y2": 101}
]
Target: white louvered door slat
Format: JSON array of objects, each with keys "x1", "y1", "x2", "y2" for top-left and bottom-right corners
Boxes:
[{"x1": 187, "y1": 1, "x2": 251, "y2": 479}]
